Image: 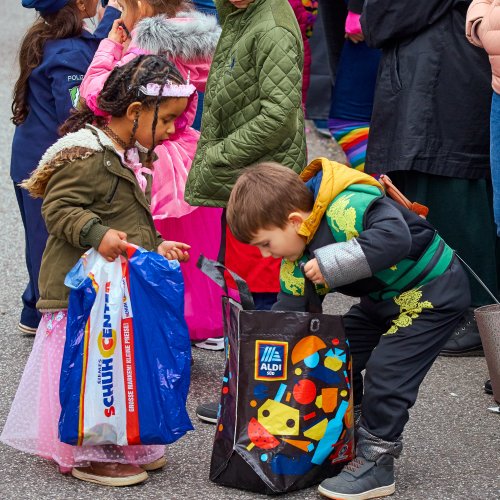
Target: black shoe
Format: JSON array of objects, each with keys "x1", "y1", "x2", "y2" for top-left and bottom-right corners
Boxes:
[
  {"x1": 440, "y1": 310, "x2": 484, "y2": 357},
  {"x1": 196, "y1": 401, "x2": 218, "y2": 424},
  {"x1": 318, "y1": 455, "x2": 395, "y2": 500},
  {"x1": 485, "y1": 379, "x2": 493, "y2": 395}
]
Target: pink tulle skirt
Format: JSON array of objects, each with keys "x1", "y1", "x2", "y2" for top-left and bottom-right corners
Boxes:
[
  {"x1": 156, "y1": 208, "x2": 224, "y2": 341},
  {"x1": 0, "y1": 312, "x2": 165, "y2": 470}
]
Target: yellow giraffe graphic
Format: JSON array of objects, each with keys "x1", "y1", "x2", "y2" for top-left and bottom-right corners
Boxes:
[
  {"x1": 327, "y1": 194, "x2": 358, "y2": 240},
  {"x1": 281, "y1": 260, "x2": 304, "y2": 296},
  {"x1": 385, "y1": 289, "x2": 433, "y2": 335}
]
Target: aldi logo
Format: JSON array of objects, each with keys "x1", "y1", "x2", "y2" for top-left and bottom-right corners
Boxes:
[{"x1": 255, "y1": 340, "x2": 288, "y2": 381}]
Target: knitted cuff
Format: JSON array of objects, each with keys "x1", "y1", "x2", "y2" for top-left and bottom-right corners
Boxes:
[{"x1": 80, "y1": 220, "x2": 110, "y2": 249}]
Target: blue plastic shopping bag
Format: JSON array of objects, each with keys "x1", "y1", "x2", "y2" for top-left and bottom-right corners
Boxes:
[{"x1": 59, "y1": 245, "x2": 193, "y2": 446}]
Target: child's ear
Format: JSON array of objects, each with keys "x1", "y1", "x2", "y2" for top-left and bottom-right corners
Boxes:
[
  {"x1": 288, "y1": 212, "x2": 305, "y2": 231},
  {"x1": 126, "y1": 102, "x2": 142, "y2": 121}
]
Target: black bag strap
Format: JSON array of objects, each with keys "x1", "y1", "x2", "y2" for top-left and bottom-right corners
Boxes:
[
  {"x1": 197, "y1": 254, "x2": 255, "y2": 310},
  {"x1": 299, "y1": 261, "x2": 323, "y2": 314}
]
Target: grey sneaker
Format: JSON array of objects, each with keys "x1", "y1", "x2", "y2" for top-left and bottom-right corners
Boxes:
[
  {"x1": 195, "y1": 401, "x2": 218, "y2": 424},
  {"x1": 318, "y1": 455, "x2": 395, "y2": 500}
]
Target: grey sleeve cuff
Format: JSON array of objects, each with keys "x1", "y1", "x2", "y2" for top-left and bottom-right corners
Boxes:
[
  {"x1": 314, "y1": 238, "x2": 372, "y2": 289},
  {"x1": 79, "y1": 219, "x2": 110, "y2": 249}
]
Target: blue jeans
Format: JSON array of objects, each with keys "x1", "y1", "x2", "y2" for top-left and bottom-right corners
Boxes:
[{"x1": 490, "y1": 92, "x2": 500, "y2": 236}]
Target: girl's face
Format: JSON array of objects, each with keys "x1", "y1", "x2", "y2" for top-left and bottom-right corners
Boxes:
[
  {"x1": 84, "y1": 0, "x2": 99, "y2": 17},
  {"x1": 117, "y1": 0, "x2": 142, "y2": 32},
  {"x1": 134, "y1": 97, "x2": 189, "y2": 149},
  {"x1": 81, "y1": 0, "x2": 100, "y2": 18}
]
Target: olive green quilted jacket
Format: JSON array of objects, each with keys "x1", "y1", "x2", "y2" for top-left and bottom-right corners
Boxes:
[{"x1": 184, "y1": 0, "x2": 307, "y2": 207}]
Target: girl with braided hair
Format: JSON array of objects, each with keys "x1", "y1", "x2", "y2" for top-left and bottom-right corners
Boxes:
[
  {"x1": 79, "y1": 0, "x2": 225, "y2": 344},
  {"x1": 1, "y1": 55, "x2": 192, "y2": 487}
]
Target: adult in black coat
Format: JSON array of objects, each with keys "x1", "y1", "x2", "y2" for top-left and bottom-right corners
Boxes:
[{"x1": 361, "y1": 0, "x2": 500, "y2": 355}]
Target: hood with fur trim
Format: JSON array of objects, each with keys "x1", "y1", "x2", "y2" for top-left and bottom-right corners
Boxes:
[
  {"x1": 22, "y1": 126, "x2": 115, "y2": 198},
  {"x1": 134, "y1": 11, "x2": 221, "y2": 61}
]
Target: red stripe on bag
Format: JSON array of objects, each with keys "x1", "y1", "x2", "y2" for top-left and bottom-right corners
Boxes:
[{"x1": 121, "y1": 258, "x2": 141, "y2": 444}]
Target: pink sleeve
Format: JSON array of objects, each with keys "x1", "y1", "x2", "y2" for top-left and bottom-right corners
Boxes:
[
  {"x1": 466, "y1": 0, "x2": 493, "y2": 47},
  {"x1": 345, "y1": 11, "x2": 362, "y2": 36},
  {"x1": 80, "y1": 38, "x2": 126, "y2": 113}
]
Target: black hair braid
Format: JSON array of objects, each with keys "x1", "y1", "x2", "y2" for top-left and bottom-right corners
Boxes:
[
  {"x1": 125, "y1": 112, "x2": 140, "y2": 163},
  {"x1": 147, "y1": 66, "x2": 173, "y2": 164},
  {"x1": 60, "y1": 55, "x2": 187, "y2": 142}
]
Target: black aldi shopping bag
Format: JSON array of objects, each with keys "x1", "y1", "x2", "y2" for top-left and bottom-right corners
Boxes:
[{"x1": 198, "y1": 256, "x2": 354, "y2": 494}]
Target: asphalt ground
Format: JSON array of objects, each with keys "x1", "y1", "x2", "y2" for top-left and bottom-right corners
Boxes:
[{"x1": 0, "y1": 7, "x2": 498, "y2": 500}]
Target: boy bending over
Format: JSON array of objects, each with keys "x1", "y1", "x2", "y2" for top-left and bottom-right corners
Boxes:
[{"x1": 226, "y1": 158, "x2": 470, "y2": 500}]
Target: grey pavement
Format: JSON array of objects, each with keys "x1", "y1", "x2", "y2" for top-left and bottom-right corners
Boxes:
[{"x1": 0, "y1": 7, "x2": 498, "y2": 500}]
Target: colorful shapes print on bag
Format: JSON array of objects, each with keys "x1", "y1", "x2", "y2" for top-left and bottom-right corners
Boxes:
[
  {"x1": 292, "y1": 379, "x2": 317, "y2": 405},
  {"x1": 257, "y1": 400, "x2": 300, "y2": 436},
  {"x1": 247, "y1": 417, "x2": 280, "y2": 450},
  {"x1": 321, "y1": 388, "x2": 338, "y2": 413},
  {"x1": 242, "y1": 332, "x2": 353, "y2": 471},
  {"x1": 311, "y1": 400, "x2": 349, "y2": 465},
  {"x1": 270, "y1": 453, "x2": 314, "y2": 476},
  {"x1": 291, "y1": 335, "x2": 327, "y2": 364},
  {"x1": 304, "y1": 351, "x2": 320, "y2": 368},
  {"x1": 253, "y1": 383, "x2": 269, "y2": 400},
  {"x1": 303, "y1": 418, "x2": 328, "y2": 441},
  {"x1": 309, "y1": 365, "x2": 341, "y2": 384}
]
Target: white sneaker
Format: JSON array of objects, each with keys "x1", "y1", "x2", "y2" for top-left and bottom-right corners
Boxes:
[{"x1": 194, "y1": 337, "x2": 224, "y2": 351}]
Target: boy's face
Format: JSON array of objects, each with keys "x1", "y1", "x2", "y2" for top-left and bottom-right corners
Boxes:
[
  {"x1": 229, "y1": 0, "x2": 255, "y2": 9},
  {"x1": 249, "y1": 218, "x2": 307, "y2": 262}
]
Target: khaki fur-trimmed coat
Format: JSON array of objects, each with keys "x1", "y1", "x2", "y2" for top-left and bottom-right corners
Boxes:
[{"x1": 23, "y1": 125, "x2": 163, "y2": 311}]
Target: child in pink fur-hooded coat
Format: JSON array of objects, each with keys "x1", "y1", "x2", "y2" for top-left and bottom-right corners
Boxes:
[{"x1": 80, "y1": 5, "x2": 223, "y2": 341}]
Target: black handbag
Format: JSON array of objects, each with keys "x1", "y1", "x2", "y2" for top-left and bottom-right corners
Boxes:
[{"x1": 198, "y1": 256, "x2": 354, "y2": 494}]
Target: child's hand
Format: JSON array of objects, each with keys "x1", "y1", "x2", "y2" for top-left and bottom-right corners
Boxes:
[
  {"x1": 108, "y1": 19, "x2": 129, "y2": 44},
  {"x1": 98, "y1": 229, "x2": 128, "y2": 261},
  {"x1": 158, "y1": 241, "x2": 191, "y2": 262},
  {"x1": 303, "y1": 258, "x2": 326, "y2": 285},
  {"x1": 345, "y1": 32, "x2": 365, "y2": 43}
]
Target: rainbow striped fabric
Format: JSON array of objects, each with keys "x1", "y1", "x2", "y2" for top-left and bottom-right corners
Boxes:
[{"x1": 328, "y1": 118, "x2": 370, "y2": 172}]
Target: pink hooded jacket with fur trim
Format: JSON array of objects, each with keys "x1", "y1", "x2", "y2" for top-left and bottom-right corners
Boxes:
[
  {"x1": 79, "y1": 11, "x2": 220, "y2": 219},
  {"x1": 466, "y1": 0, "x2": 500, "y2": 93}
]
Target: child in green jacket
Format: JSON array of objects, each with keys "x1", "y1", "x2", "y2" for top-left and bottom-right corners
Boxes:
[
  {"x1": 226, "y1": 159, "x2": 470, "y2": 500},
  {"x1": 186, "y1": 0, "x2": 309, "y2": 423}
]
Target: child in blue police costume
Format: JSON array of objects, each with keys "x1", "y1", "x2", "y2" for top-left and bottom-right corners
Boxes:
[
  {"x1": 226, "y1": 158, "x2": 470, "y2": 500},
  {"x1": 11, "y1": 0, "x2": 120, "y2": 334}
]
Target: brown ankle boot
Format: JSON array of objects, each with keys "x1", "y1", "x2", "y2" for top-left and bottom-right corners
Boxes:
[{"x1": 71, "y1": 462, "x2": 148, "y2": 487}]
